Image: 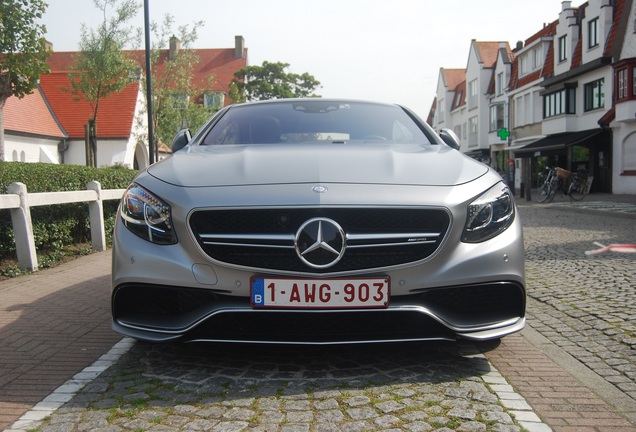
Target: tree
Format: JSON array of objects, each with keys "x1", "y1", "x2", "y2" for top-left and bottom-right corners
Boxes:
[
  {"x1": 0, "y1": 0, "x2": 51, "y2": 161},
  {"x1": 139, "y1": 15, "x2": 215, "y2": 155},
  {"x1": 68, "y1": 0, "x2": 140, "y2": 166},
  {"x1": 230, "y1": 61, "x2": 321, "y2": 103}
]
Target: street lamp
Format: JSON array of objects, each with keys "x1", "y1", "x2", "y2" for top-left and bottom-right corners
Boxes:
[{"x1": 144, "y1": 0, "x2": 155, "y2": 165}]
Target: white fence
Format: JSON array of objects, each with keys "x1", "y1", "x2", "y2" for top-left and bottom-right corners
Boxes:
[{"x1": 0, "y1": 181, "x2": 125, "y2": 272}]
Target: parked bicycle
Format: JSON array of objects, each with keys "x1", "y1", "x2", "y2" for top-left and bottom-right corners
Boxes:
[
  {"x1": 567, "y1": 169, "x2": 589, "y2": 201},
  {"x1": 536, "y1": 166, "x2": 570, "y2": 203}
]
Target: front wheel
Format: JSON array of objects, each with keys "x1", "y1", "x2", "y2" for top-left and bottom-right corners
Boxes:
[
  {"x1": 568, "y1": 179, "x2": 587, "y2": 201},
  {"x1": 537, "y1": 181, "x2": 551, "y2": 203}
]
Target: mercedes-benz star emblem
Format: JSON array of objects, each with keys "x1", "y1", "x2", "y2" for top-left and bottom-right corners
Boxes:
[{"x1": 295, "y1": 218, "x2": 346, "y2": 269}]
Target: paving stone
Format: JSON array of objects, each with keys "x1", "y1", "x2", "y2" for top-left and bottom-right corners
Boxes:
[{"x1": 6, "y1": 200, "x2": 636, "y2": 432}]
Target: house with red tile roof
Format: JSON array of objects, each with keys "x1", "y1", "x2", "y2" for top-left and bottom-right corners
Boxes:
[
  {"x1": 465, "y1": 40, "x2": 513, "y2": 163},
  {"x1": 432, "y1": 41, "x2": 511, "y2": 165},
  {"x1": 505, "y1": 20, "x2": 557, "y2": 156},
  {"x1": 512, "y1": 0, "x2": 630, "y2": 194},
  {"x1": 433, "y1": 68, "x2": 465, "y2": 138},
  {"x1": 3, "y1": 36, "x2": 248, "y2": 169},
  {"x1": 3, "y1": 85, "x2": 67, "y2": 163},
  {"x1": 603, "y1": 0, "x2": 635, "y2": 194},
  {"x1": 429, "y1": 0, "x2": 633, "y2": 195},
  {"x1": 486, "y1": 42, "x2": 516, "y2": 184}
]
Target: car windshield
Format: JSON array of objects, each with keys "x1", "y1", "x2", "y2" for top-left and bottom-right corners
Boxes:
[{"x1": 201, "y1": 100, "x2": 433, "y2": 146}]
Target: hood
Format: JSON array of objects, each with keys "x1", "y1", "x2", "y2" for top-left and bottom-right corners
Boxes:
[{"x1": 147, "y1": 143, "x2": 489, "y2": 187}]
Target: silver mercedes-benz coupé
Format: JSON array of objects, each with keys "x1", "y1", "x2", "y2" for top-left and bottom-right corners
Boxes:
[{"x1": 112, "y1": 99, "x2": 525, "y2": 344}]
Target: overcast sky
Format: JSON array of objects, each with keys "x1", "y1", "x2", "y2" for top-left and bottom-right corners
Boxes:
[{"x1": 40, "y1": 0, "x2": 585, "y2": 118}]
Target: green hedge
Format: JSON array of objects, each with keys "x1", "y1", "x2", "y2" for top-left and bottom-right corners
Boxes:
[{"x1": 0, "y1": 162, "x2": 138, "y2": 270}]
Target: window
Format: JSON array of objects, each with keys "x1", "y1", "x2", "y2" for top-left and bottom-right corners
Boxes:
[
  {"x1": 558, "y1": 35, "x2": 567, "y2": 62},
  {"x1": 544, "y1": 88, "x2": 575, "y2": 118},
  {"x1": 519, "y1": 46, "x2": 544, "y2": 76},
  {"x1": 170, "y1": 93, "x2": 189, "y2": 110},
  {"x1": 514, "y1": 92, "x2": 536, "y2": 127},
  {"x1": 490, "y1": 104, "x2": 504, "y2": 132},
  {"x1": 520, "y1": 55, "x2": 528, "y2": 76},
  {"x1": 514, "y1": 96, "x2": 524, "y2": 127},
  {"x1": 584, "y1": 79, "x2": 604, "y2": 111},
  {"x1": 204, "y1": 92, "x2": 225, "y2": 109},
  {"x1": 533, "y1": 46, "x2": 543, "y2": 69},
  {"x1": 468, "y1": 79, "x2": 478, "y2": 109},
  {"x1": 468, "y1": 116, "x2": 478, "y2": 146},
  {"x1": 496, "y1": 72, "x2": 504, "y2": 95},
  {"x1": 613, "y1": 61, "x2": 636, "y2": 101},
  {"x1": 201, "y1": 100, "x2": 431, "y2": 145},
  {"x1": 588, "y1": 18, "x2": 599, "y2": 48},
  {"x1": 438, "y1": 98, "x2": 445, "y2": 122},
  {"x1": 617, "y1": 69, "x2": 628, "y2": 100}
]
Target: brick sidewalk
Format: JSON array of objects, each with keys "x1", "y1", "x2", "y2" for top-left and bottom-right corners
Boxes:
[
  {"x1": 486, "y1": 332, "x2": 636, "y2": 431},
  {"x1": 0, "y1": 251, "x2": 120, "y2": 430}
]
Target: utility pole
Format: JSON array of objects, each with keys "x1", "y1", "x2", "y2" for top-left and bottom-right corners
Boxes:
[{"x1": 144, "y1": 0, "x2": 155, "y2": 165}]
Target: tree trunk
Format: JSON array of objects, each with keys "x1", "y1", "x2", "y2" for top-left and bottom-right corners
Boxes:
[{"x1": 83, "y1": 119, "x2": 97, "y2": 167}]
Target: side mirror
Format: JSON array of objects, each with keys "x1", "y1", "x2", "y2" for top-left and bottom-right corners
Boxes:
[
  {"x1": 171, "y1": 129, "x2": 192, "y2": 153},
  {"x1": 439, "y1": 128, "x2": 460, "y2": 150}
]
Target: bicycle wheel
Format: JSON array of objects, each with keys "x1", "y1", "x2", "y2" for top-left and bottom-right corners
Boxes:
[
  {"x1": 568, "y1": 179, "x2": 587, "y2": 201},
  {"x1": 537, "y1": 181, "x2": 551, "y2": 203}
]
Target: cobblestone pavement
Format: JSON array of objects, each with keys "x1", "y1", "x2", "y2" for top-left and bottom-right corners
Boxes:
[
  {"x1": 25, "y1": 341, "x2": 543, "y2": 432},
  {"x1": 4, "y1": 196, "x2": 636, "y2": 432},
  {"x1": 516, "y1": 202, "x2": 636, "y2": 401}
]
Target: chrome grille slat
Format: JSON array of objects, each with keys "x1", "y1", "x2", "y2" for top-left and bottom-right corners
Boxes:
[{"x1": 189, "y1": 208, "x2": 450, "y2": 274}]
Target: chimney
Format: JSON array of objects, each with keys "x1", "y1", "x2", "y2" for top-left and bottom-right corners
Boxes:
[
  {"x1": 562, "y1": 1, "x2": 572, "y2": 11},
  {"x1": 169, "y1": 36, "x2": 180, "y2": 61},
  {"x1": 515, "y1": 41, "x2": 524, "y2": 51},
  {"x1": 235, "y1": 35, "x2": 245, "y2": 59}
]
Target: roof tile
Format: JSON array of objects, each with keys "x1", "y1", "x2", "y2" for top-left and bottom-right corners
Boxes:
[
  {"x1": 39, "y1": 73, "x2": 139, "y2": 139},
  {"x1": 4, "y1": 86, "x2": 67, "y2": 138}
]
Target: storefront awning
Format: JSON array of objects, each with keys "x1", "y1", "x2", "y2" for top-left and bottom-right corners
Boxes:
[{"x1": 513, "y1": 128, "x2": 603, "y2": 157}]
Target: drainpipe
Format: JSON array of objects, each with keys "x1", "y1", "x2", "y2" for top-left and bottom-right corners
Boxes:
[{"x1": 57, "y1": 139, "x2": 69, "y2": 164}]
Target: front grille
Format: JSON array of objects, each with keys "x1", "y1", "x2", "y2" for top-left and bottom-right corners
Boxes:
[{"x1": 189, "y1": 208, "x2": 450, "y2": 274}]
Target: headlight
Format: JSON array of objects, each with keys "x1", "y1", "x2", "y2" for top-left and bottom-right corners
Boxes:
[
  {"x1": 120, "y1": 184, "x2": 177, "y2": 244},
  {"x1": 462, "y1": 182, "x2": 515, "y2": 243}
]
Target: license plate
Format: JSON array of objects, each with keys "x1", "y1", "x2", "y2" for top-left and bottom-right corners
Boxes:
[{"x1": 251, "y1": 277, "x2": 390, "y2": 309}]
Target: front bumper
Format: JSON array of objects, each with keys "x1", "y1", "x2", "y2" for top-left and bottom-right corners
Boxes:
[{"x1": 112, "y1": 281, "x2": 525, "y2": 344}]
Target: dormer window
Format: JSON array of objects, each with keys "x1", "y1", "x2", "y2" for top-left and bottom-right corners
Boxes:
[
  {"x1": 204, "y1": 92, "x2": 225, "y2": 109},
  {"x1": 496, "y1": 72, "x2": 504, "y2": 95},
  {"x1": 558, "y1": 35, "x2": 567, "y2": 62},
  {"x1": 519, "y1": 45, "x2": 544, "y2": 76},
  {"x1": 468, "y1": 79, "x2": 478, "y2": 109},
  {"x1": 588, "y1": 18, "x2": 599, "y2": 49}
]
